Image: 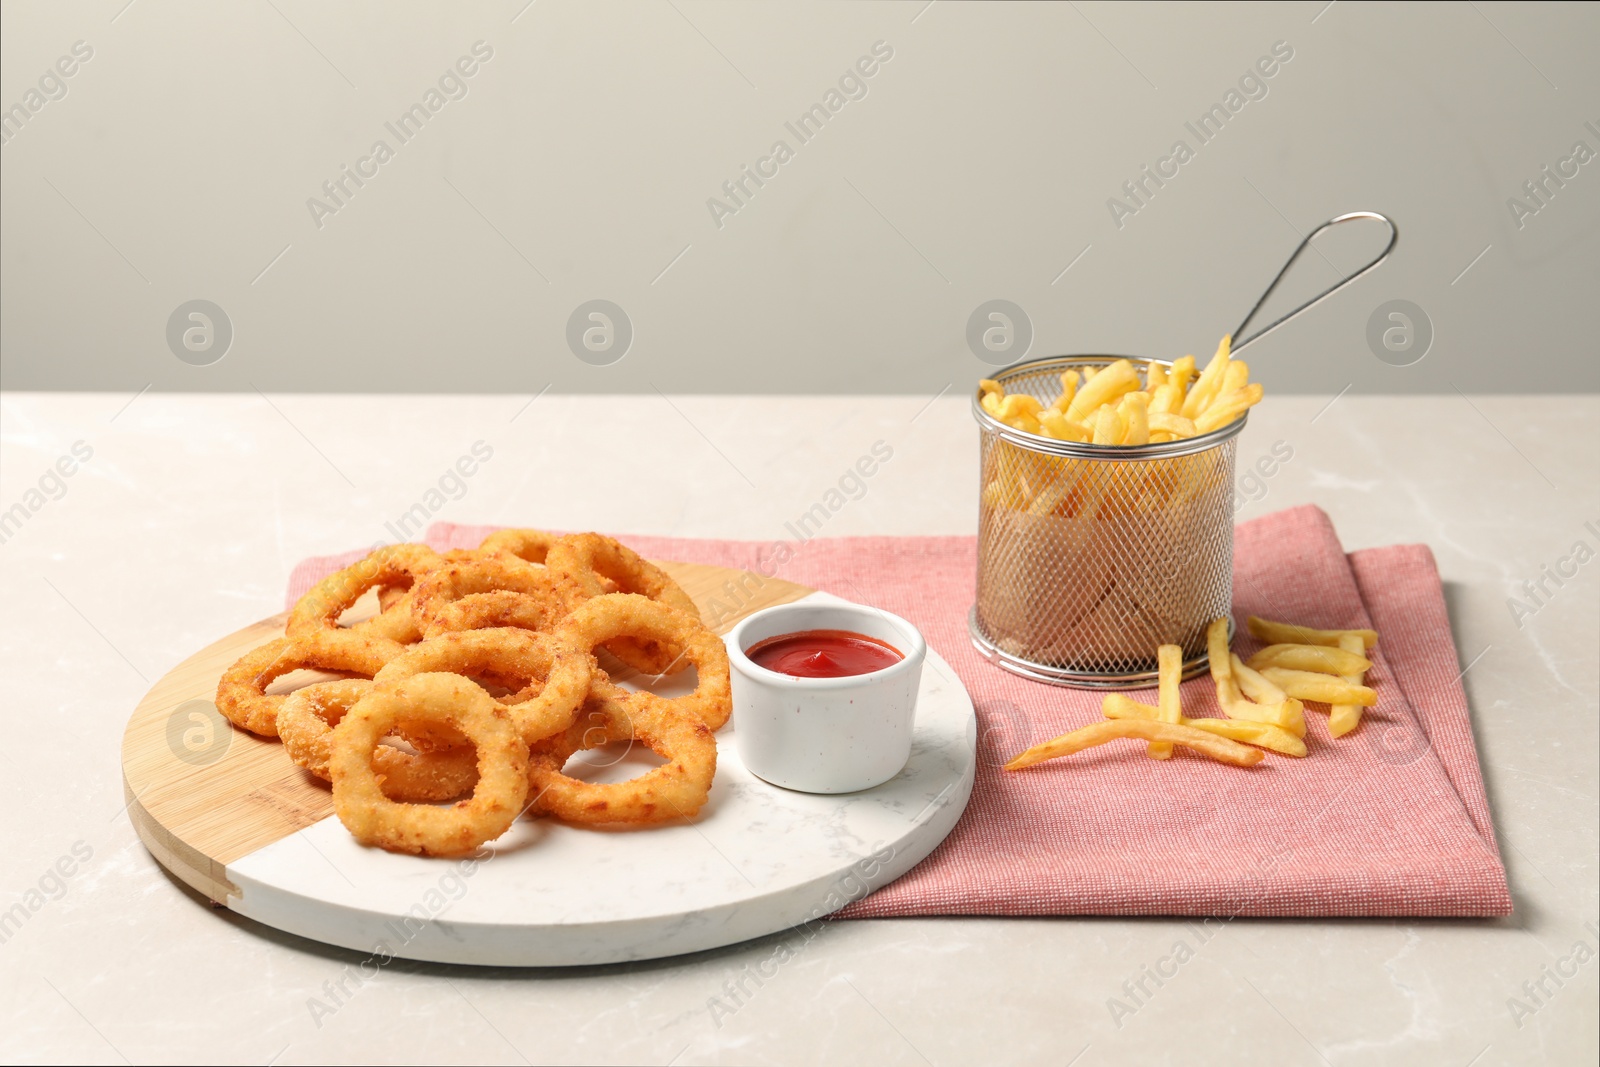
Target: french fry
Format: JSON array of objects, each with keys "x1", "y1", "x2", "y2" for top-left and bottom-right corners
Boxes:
[
  {"x1": 1248, "y1": 643, "x2": 1371, "y2": 676},
  {"x1": 1217, "y1": 359, "x2": 1250, "y2": 398},
  {"x1": 1066, "y1": 359, "x2": 1141, "y2": 422},
  {"x1": 1180, "y1": 335, "x2": 1231, "y2": 419},
  {"x1": 1153, "y1": 383, "x2": 1185, "y2": 417},
  {"x1": 1203, "y1": 617, "x2": 1228, "y2": 684},
  {"x1": 978, "y1": 379, "x2": 1003, "y2": 398},
  {"x1": 1231, "y1": 654, "x2": 1287, "y2": 704},
  {"x1": 1146, "y1": 363, "x2": 1168, "y2": 389},
  {"x1": 998, "y1": 394, "x2": 1043, "y2": 419},
  {"x1": 1169, "y1": 354, "x2": 1196, "y2": 393},
  {"x1": 1039, "y1": 409, "x2": 1091, "y2": 442},
  {"x1": 1148, "y1": 644, "x2": 1182, "y2": 759},
  {"x1": 1222, "y1": 694, "x2": 1307, "y2": 737},
  {"x1": 1005, "y1": 718, "x2": 1264, "y2": 771},
  {"x1": 1208, "y1": 619, "x2": 1305, "y2": 735},
  {"x1": 1051, "y1": 371, "x2": 1080, "y2": 412},
  {"x1": 1187, "y1": 716, "x2": 1307, "y2": 757},
  {"x1": 1246, "y1": 615, "x2": 1378, "y2": 649},
  {"x1": 1327, "y1": 633, "x2": 1368, "y2": 738},
  {"x1": 1194, "y1": 383, "x2": 1264, "y2": 433},
  {"x1": 1092, "y1": 404, "x2": 1121, "y2": 445},
  {"x1": 1102, "y1": 693, "x2": 1158, "y2": 719},
  {"x1": 1258, "y1": 666, "x2": 1378, "y2": 706},
  {"x1": 1103, "y1": 694, "x2": 1306, "y2": 758},
  {"x1": 1121, "y1": 392, "x2": 1151, "y2": 446},
  {"x1": 1027, "y1": 465, "x2": 1081, "y2": 516},
  {"x1": 1148, "y1": 412, "x2": 1197, "y2": 438}
]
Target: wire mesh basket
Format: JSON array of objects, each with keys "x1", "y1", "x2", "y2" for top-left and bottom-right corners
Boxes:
[{"x1": 969, "y1": 355, "x2": 1247, "y2": 689}]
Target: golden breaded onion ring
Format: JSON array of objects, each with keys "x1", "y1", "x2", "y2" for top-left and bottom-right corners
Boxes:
[
  {"x1": 409, "y1": 555, "x2": 575, "y2": 639},
  {"x1": 478, "y1": 527, "x2": 560, "y2": 566},
  {"x1": 215, "y1": 632, "x2": 392, "y2": 738},
  {"x1": 527, "y1": 691, "x2": 717, "y2": 825},
  {"x1": 554, "y1": 594, "x2": 732, "y2": 730},
  {"x1": 547, "y1": 533, "x2": 700, "y2": 674},
  {"x1": 278, "y1": 679, "x2": 479, "y2": 803},
  {"x1": 374, "y1": 629, "x2": 592, "y2": 747},
  {"x1": 331, "y1": 673, "x2": 529, "y2": 856},
  {"x1": 289, "y1": 544, "x2": 441, "y2": 651}
]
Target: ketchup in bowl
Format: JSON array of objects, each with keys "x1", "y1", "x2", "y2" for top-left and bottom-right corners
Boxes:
[{"x1": 744, "y1": 629, "x2": 903, "y2": 679}]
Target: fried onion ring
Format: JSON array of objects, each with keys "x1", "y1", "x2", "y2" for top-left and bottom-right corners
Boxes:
[
  {"x1": 409, "y1": 555, "x2": 575, "y2": 639},
  {"x1": 527, "y1": 691, "x2": 716, "y2": 824},
  {"x1": 356, "y1": 549, "x2": 521, "y2": 642},
  {"x1": 215, "y1": 632, "x2": 393, "y2": 738},
  {"x1": 547, "y1": 534, "x2": 701, "y2": 674},
  {"x1": 278, "y1": 679, "x2": 479, "y2": 802},
  {"x1": 554, "y1": 594, "x2": 732, "y2": 730},
  {"x1": 331, "y1": 673, "x2": 529, "y2": 855},
  {"x1": 374, "y1": 629, "x2": 592, "y2": 746},
  {"x1": 424, "y1": 591, "x2": 566, "y2": 637},
  {"x1": 478, "y1": 527, "x2": 560, "y2": 566},
  {"x1": 375, "y1": 584, "x2": 410, "y2": 613},
  {"x1": 290, "y1": 544, "x2": 441, "y2": 651}
]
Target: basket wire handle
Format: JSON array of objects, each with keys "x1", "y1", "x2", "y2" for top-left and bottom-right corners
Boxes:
[{"x1": 1230, "y1": 211, "x2": 1397, "y2": 353}]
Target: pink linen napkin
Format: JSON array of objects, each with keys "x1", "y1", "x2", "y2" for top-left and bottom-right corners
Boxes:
[{"x1": 287, "y1": 505, "x2": 1510, "y2": 917}]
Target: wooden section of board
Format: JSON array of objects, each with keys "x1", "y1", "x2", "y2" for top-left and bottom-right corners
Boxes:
[{"x1": 121, "y1": 561, "x2": 813, "y2": 903}]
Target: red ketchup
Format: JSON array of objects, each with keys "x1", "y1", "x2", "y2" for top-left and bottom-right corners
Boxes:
[{"x1": 745, "y1": 629, "x2": 904, "y2": 679}]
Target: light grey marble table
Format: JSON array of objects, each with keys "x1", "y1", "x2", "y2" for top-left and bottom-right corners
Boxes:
[{"x1": 1, "y1": 392, "x2": 1595, "y2": 1066}]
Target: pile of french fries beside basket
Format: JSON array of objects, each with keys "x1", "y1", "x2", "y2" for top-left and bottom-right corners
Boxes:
[{"x1": 1005, "y1": 615, "x2": 1379, "y2": 772}]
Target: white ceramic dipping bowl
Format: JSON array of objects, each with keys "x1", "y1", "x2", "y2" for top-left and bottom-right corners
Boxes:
[{"x1": 729, "y1": 601, "x2": 927, "y2": 794}]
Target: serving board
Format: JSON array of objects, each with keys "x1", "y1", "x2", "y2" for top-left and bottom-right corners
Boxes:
[{"x1": 122, "y1": 562, "x2": 977, "y2": 966}]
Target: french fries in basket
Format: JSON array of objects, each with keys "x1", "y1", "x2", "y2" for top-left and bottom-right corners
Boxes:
[
  {"x1": 977, "y1": 335, "x2": 1263, "y2": 524},
  {"x1": 972, "y1": 337, "x2": 1260, "y2": 447}
]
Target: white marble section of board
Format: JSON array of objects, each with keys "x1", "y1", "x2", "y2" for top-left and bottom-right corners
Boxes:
[{"x1": 225, "y1": 592, "x2": 977, "y2": 966}]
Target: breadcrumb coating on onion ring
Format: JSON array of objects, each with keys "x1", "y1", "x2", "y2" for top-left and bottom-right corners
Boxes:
[
  {"x1": 355, "y1": 548, "x2": 516, "y2": 643},
  {"x1": 224, "y1": 529, "x2": 738, "y2": 852},
  {"x1": 478, "y1": 528, "x2": 560, "y2": 566},
  {"x1": 424, "y1": 590, "x2": 566, "y2": 637},
  {"x1": 278, "y1": 679, "x2": 479, "y2": 803},
  {"x1": 290, "y1": 544, "x2": 441, "y2": 653},
  {"x1": 527, "y1": 691, "x2": 716, "y2": 825},
  {"x1": 215, "y1": 632, "x2": 393, "y2": 738},
  {"x1": 374, "y1": 628, "x2": 593, "y2": 747},
  {"x1": 547, "y1": 534, "x2": 700, "y2": 674},
  {"x1": 332, "y1": 673, "x2": 529, "y2": 856},
  {"x1": 555, "y1": 594, "x2": 732, "y2": 731},
  {"x1": 410, "y1": 555, "x2": 577, "y2": 639}
]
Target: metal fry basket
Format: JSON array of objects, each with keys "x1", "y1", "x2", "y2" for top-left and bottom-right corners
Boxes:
[
  {"x1": 969, "y1": 356, "x2": 1243, "y2": 688},
  {"x1": 967, "y1": 211, "x2": 1399, "y2": 689}
]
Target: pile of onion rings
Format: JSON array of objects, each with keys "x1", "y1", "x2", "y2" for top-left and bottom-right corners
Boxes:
[{"x1": 214, "y1": 529, "x2": 731, "y2": 856}]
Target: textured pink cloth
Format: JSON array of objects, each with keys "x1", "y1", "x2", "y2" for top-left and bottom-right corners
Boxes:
[{"x1": 286, "y1": 506, "x2": 1509, "y2": 917}]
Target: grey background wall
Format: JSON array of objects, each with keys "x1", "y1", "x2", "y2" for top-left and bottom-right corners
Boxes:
[{"x1": 1, "y1": 0, "x2": 1595, "y2": 395}]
